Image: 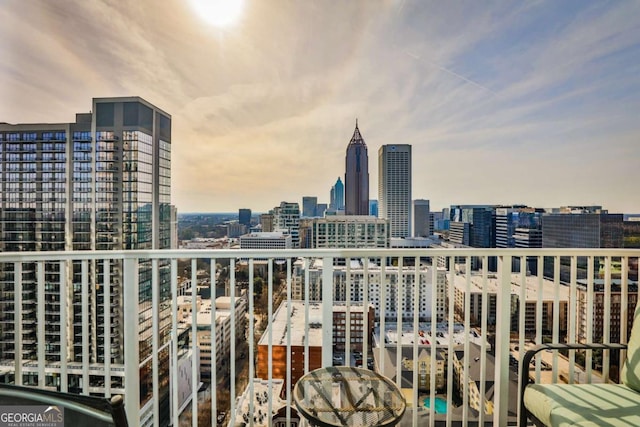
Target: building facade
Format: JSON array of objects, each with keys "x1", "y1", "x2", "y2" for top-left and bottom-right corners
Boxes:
[
  {"x1": 378, "y1": 145, "x2": 412, "y2": 238},
  {"x1": 0, "y1": 97, "x2": 173, "y2": 425},
  {"x1": 344, "y1": 121, "x2": 369, "y2": 216},
  {"x1": 238, "y1": 208, "x2": 252, "y2": 227},
  {"x1": 449, "y1": 222, "x2": 471, "y2": 246},
  {"x1": 316, "y1": 203, "x2": 327, "y2": 218},
  {"x1": 308, "y1": 215, "x2": 390, "y2": 249},
  {"x1": 495, "y1": 206, "x2": 543, "y2": 274},
  {"x1": 272, "y1": 201, "x2": 300, "y2": 248},
  {"x1": 542, "y1": 211, "x2": 624, "y2": 280},
  {"x1": 451, "y1": 272, "x2": 569, "y2": 335},
  {"x1": 292, "y1": 259, "x2": 447, "y2": 322},
  {"x1": 178, "y1": 293, "x2": 248, "y2": 380},
  {"x1": 413, "y1": 199, "x2": 432, "y2": 237},
  {"x1": 256, "y1": 301, "x2": 373, "y2": 386},
  {"x1": 449, "y1": 205, "x2": 494, "y2": 248},
  {"x1": 494, "y1": 207, "x2": 542, "y2": 248},
  {"x1": 302, "y1": 196, "x2": 318, "y2": 218},
  {"x1": 576, "y1": 282, "x2": 638, "y2": 345},
  {"x1": 260, "y1": 213, "x2": 274, "y2": 232},
  {"x1": 239, "y1": 232, "x2": 292, "y2": 250},
  {"x1": 542, "y1": 212, "x2": 624, "y2": 249}
]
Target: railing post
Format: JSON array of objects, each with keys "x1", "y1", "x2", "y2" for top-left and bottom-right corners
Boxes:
[
  {"x1": 151, "y1": 259, "x2": 160, "y2": 427},
  {"x1": 322, "y1": 257, "x2": 334, "y2": 367},
  {"x1": 123, "y1": 257, "x2": 140, "y2": 426},
  {"x1": 14, "y1": 262, "x2": 22, "y2": 386},
  {"x1": 82, "y1": 260, "x2": 90, "y2": 395},
  {"x1": 494, "y1": 255, "x2": 511, "y2": 427},
  {"x1": 60, "y1": 260, "x2": 68, "y2": 393},
  {"x1": 171, "y1": 259, "x2": 179, "y2": 427},
  {"x1": 190, "y1": 259, "x2": 198, "y2": 427},
  {"x1": 104, "y1": 260, "x2": 111, "y2": 399},
  {"x1": 37, "y1": 261, "x2": 45, "y2": 388}
]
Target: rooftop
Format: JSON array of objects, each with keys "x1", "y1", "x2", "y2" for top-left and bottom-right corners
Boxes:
[
  {"x1": 178, "y1": 294, "x2": 246, "y2": 328},
  {"x1": 241, "y1": 232, "x2": 287, "y2": 239},
  {"x1": 452, "y1": 272, "x2": 570, "y2": 302},
  {"x1": 259, "y1": 301, "x2": 371, "y2": 347},
  {"x1": 374, "y1": 323, "x2": 489, "y2": 350},
  {"x1": 259, "y1": 301, "x2": 324, "y2": 347},
  {"x1": 233, "y1": 378, "x2": 288, "y2": 426}
]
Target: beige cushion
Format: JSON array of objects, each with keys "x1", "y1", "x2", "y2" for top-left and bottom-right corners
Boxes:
[
  {"x1": 621, "y1": 302, "x2": 640, "y2": 392},
  {"x1": 524, "y1": 383, "x2": 640, "y2": 426}
]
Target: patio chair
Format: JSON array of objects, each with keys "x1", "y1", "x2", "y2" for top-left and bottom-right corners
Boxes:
[{"x1": 519, "y1": 303, "x2": 640, "y2": 426}]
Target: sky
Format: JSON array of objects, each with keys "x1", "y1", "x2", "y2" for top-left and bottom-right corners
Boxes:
[{"x1": 2, "y1": 0, "x2": 640, "y2": 213}]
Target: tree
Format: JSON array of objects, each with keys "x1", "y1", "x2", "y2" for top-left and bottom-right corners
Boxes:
[{"x1": 253, "y1": 277, "x2": 264, "y2": 297}]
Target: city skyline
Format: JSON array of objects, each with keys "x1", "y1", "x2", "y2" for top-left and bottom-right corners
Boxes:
[{"x1": 2, "y1": 1, "x2": 640, "y2": 213}]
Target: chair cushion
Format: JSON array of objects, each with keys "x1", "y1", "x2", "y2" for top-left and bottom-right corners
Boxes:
[
  {"x1": 523, "y1": 383, "x2": 640, "y2": 426},
  {"x1": 621, "y1": 302, "x2": 640, "y2": 392}
]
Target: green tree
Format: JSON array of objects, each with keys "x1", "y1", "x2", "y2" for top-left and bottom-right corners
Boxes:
[{"x1": 253, "y1": 277, "x2": 264, "y2": 297}]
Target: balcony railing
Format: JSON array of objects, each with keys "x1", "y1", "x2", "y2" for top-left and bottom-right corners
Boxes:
[{"x1": 0, "y1": 248, "x2": 637, "y2": 427}]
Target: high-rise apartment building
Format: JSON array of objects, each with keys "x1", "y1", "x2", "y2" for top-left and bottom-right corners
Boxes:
[
  {"x1": 272, "y1": 201, "x2": 301, "y2": 248},
  {"x1": 344, "y1": 121, "x2": 369, "y2": 216},
  {"x1": 378, "y1": 145, "x2": 412, "y2": 238},
  {"x1": 413, "y1": 199, "x2": 432, "y2": 237},
  {"x1": 330, "y1": 177, "x2": 344, "y2": 212},
  {"x1": 0, "y1": 97, "x2": 173, "y2": 423}
]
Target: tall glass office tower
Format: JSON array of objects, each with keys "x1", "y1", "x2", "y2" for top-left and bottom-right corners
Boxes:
[
  {"x1": 0, "y1": 97, "x2": 172, "y2": 420},
  {"x1": 330, "y1": 177, "x2": 344, "y2": 212},
  {"x1": 344, "y1": 121, "x2": 369, "y2": 216}
]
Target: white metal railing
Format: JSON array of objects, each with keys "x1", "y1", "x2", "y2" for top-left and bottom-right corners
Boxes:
[{"x1": 0, "y1": 248, "x2": 638, "y2": 427}]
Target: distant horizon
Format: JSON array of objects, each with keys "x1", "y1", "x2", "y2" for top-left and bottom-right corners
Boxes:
[{"x1": 177, "y1": 209, "x2": 640, "y2": 217}]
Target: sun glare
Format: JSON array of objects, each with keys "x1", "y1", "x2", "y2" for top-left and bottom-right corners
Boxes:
[{"x1": 190, "y1": 0, "x2": 245, "y2": 28}]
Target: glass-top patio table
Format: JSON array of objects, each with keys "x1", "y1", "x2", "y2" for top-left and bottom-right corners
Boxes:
[{"x1": 293, "y1": 366, "x2": 406, "y2": 427}]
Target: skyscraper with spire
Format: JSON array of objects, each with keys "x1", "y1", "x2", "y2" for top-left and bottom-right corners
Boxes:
[{"x1": 344, "y1": 120, "x2": 369, "y2": 215}]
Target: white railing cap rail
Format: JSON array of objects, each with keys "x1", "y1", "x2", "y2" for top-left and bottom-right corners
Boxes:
[{"x1": 0, "y1": 247, "x2": 638, "y2": 262}]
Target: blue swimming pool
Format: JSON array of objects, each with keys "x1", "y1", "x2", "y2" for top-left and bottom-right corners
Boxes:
[{"x1": 423, "y1": 396, "x2": 448, "y2": 414}]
